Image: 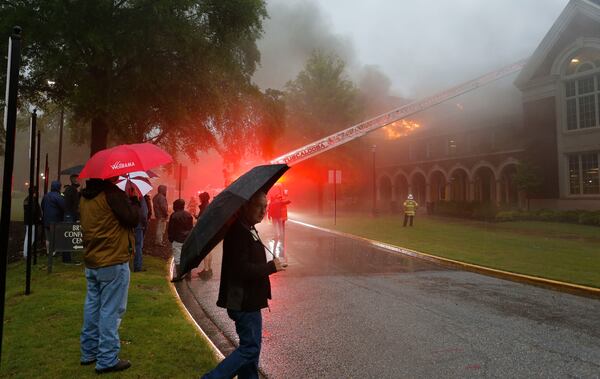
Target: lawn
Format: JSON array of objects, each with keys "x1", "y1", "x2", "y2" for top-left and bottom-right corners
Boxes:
[
  {"x1": 0, "y1": 256, "x2": 217, "y2": 378},
  {"x1": 292, "y1": 212, "x2": 600, "y2": 289}
]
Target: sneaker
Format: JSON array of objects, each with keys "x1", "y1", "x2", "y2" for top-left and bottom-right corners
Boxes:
[
  {"x1": 80, "y1": 359, "x2": 96, "y2": 366},
  {"x1": 95, "y1": 359, "x2": 131, "y2": 374}
]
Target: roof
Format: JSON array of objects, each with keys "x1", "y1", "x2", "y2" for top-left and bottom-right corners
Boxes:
[{"x1": 515, "y1": 0, "x2": 600, "y2": 89}]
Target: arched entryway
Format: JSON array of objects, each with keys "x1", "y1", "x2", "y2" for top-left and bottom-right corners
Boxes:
[
  {"x1": 378, "y1": 176, "x2": 393, "y2": 210},
  {"x1": 410, "y1": 172, "x2": 427, "y2": 205},
  {"x1": 473, "y1": 166, "x2": 496, "y2": 203},
  {"x1": 429, "y1": 170, "x2": 447, "y2": 202},
  {"x1": 499, "y1": 164, "x2": 518, "y2": 207},
  {"x1": 449, "y1": 168, "x2": 469, "y2": 201},
  {"x1": 394, "y1": 174, "x2": 409, "y2": 204}
]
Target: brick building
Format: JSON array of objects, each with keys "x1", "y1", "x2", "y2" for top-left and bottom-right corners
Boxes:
[{"x1": 375, "y1": 0, "x2": 600, "y2": 212}]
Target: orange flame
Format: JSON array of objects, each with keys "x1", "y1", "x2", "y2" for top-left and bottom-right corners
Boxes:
[{"x1": 382, "y1": 119, "x2": 421, "y2": 140}]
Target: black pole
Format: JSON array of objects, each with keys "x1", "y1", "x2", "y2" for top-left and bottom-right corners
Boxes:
[
  {"x1": 25, "y1": 110, "x2": 37, "y2": 295},
  {"x1": 0, "y1": 25, "x2": 22, "y2": 366},
  {"x1": 43, "y1": 153, "x2": 49, "y2": 195},
  {"x1": 56, "y1": 108, "x2": 63, "y2": 181},
  {"x1": 33, "y1": 130, "x2": 41, "y2": 265},
  {"x1": 372, "y1": 145, "x2": 377, "y2": 217}
]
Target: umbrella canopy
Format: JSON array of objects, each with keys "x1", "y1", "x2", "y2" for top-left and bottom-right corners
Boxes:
[
  {"x1": 178, "y1": 164, "x2": 289, "y2": 279},
  {"x1": 79, "y1": 143, "x2": 172, "y2": 179},
  {"x1": 146, "y1": 169, "x2": 159, "y2": 178},
  {"x1": 60, "y1": 164, "x2": 84, "y2": 176},
  {"x1": 115, "y1": 171, "x2": 153, "y2": 197}
]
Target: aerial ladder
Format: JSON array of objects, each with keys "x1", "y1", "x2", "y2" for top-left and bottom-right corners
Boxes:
[{"x1": 270, "y1": 59, "x2": 527, "y2": 166}]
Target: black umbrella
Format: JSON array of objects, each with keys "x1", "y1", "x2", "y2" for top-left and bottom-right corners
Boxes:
[
  {"x1": 177, "y1": 164, "x2": 289, "y2": 280},
  {"x1": 60, "y1": 164, "x2": 84, "y2": 176}
]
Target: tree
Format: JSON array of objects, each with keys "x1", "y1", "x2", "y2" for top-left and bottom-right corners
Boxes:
[
  {"x1": 281, "y1": 50, "x2": 366, "y2": 212},
  {"x1": 515, "y1": 162, "x2": 543, "y2": 210},
  {"x1": 0, "y1": 0, "x2": 270, "y2": 158},
  {"x1": 284, "y1": 50, "x2": 361, "y2": 143}
]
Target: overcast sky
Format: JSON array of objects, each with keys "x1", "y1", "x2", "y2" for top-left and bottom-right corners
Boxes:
[{"x1": 254, "y1": 0, "x2": 570, "y2": 99}]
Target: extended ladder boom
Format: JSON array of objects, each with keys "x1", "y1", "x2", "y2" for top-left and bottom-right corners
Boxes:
[{"x1": 270, "y1": 58, "x2": 527, "y2": 166}]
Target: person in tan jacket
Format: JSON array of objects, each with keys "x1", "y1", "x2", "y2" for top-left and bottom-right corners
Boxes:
[{"x1": 79, "y1": 178, "x2": 139, "y2": 374}]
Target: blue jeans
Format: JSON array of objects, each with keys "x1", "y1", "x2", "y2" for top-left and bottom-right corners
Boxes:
[
  {"x1": 134, "y1": 228, "x2": 144, "y2": 271},
  {"x1": 80, "y1": 262, "x2": 130, "y2": 370},
  {"x1": 202, "y1": 310, "x2": 262, "y2": 379}
]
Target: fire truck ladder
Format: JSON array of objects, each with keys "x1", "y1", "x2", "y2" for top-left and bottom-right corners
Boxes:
[{"x1": 270, "y1": 58, "x2": 527, "y2": 166}]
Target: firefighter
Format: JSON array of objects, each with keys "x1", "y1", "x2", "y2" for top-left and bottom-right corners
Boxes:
[{"x1": 403, "y1": 194, "x2": 418, "y2": 227}]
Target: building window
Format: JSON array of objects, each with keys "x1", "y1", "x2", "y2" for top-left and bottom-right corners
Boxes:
[
  {"x1": 564, "y1": 50, "x2": 600, "y2": 131},
  {"x1": 568, "y1": 152, "x2": 600, "y2": 195},
  {"x1": 447, "y1": 138, "x2": 457, "y2": 155}
]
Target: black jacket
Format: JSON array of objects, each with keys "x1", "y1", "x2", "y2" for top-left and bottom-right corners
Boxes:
[
  {"x1": 23, "y1": 194, "x2": 42, "y2": 225},
  {"x1": 63, "y1": 183, "x2": 80, "y2": 221},
  {"x1": 167, "y1": 210, "x2": 193, "y2": 243},
  {"x1": 217, "y1": 220, "x2": 277, "y2": 312}
]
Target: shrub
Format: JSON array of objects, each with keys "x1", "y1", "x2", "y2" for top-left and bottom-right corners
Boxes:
[
  {"x1": 472, "y1": 203, "x2": 498, "y2": 221},
  {"x1": 496, "y1": 210, "x2": 521, "y2": 222},
  {"x1": 578, "y1": 211, "x2": 600, "y2": 226},
  {"x1": 534, "y1": 209, "x2": 558, "y2": 222},
  {"x1": 557, "y1": 210, "x2": 582, "y2": 223}
]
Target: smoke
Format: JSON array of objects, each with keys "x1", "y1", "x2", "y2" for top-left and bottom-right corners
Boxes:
[{"x1": 253, "y1": 0, "x2": 357, "y2": 90}]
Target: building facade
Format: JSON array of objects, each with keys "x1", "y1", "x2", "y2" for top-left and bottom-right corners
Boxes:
[{"x1": 376, "y1": 0, "x2": 600, "y2": 212}]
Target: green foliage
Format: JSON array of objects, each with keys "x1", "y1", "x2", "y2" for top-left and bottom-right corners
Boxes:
[
  {"x1": 284, "y1": 50, "x2": 362, "y2": 141},
  {"x1": 494, "y1": 208, "x2": 600, "y2": 227},
  {"x1": 0, "y1": 0, "x2": 277, "y2": 161},
  {"x1": 514, "y1": 162, "x2": 542, "y2": 210},
  {"x1": 281, "y1": 50, "x2": 368, "y2": 197}
]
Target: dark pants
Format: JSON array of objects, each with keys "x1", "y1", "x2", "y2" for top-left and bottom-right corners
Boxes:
[
  {"x1": 133, "y1": 228, "x2": 144, "y2": 271},
  {"x1": 403, "y1": 215, "x2": 414, "y2": 227},
  {"x1": 202, "y1": 310, "x2": 262, "y2": 379}
]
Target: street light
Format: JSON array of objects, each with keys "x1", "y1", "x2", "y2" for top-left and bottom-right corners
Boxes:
[{"x1": 372, "y1": 145, "x2": 378, "y2": 217}]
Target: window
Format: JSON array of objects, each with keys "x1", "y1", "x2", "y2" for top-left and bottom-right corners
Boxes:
[
  {"x1": 568, "y1": 152, "x2": 600, "y2": 195},
  {"x1": 564, "y1": 50, "x2": 600, "y2": 131},
  {"x1": 447, "y1": 138, "x2": 457, "y2": 156}
]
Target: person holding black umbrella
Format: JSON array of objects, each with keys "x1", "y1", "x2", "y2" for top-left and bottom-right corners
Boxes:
[{"x1": 201, "y1": 191, "x2": 285, "y2": 379}]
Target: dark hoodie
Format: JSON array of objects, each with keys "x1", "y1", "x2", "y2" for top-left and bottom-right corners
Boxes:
[
  {"x1": 79, "y1": 179, "x2": 139, "y2": 268},
  {"x1": 167, "y1": 199, "x2": 193, "y2": 243},
  {"x1": 41, "y1": 180, "x2": 66, "y2": 227}
]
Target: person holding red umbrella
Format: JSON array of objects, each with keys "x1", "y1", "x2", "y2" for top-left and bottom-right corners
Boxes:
[
  {"x1": 77, "y1": 143, "x2": 171, "y2": 373},
  {"x1": 79, "y1": 178, "x2": 140, "y2": 373}
]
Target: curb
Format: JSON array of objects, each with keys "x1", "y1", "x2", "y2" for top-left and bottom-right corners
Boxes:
[
  {"x1": 167, "y1": 259, "x2": 225, "y2": 360},
  {"x1": 289, "y1": 219, "x2": 600, "y2": 300}
]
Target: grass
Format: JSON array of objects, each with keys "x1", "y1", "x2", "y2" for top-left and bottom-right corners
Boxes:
[
  {"x1": 293, "y1": 212, "x2": 600, "y2": 289},
  {"x1": 0, "y1": 256, "x2": 218, "y2": 378}
]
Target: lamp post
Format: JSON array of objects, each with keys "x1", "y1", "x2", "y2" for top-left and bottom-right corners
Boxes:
[
  {"x1": 47, "y1": 80, "x2": 64, "y2": 181},
  {"x1": 371, "y1": 145, "x2": 378, "y2": 217}
]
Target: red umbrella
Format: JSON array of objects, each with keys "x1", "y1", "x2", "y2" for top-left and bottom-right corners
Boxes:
[{"x1": 79, "y1": 143, "x2": 173, "y2": 179}]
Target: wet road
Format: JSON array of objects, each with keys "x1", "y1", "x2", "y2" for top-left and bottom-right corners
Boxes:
[{"x1": 184, "y1": 221, "x2": 600, "y2": 378}]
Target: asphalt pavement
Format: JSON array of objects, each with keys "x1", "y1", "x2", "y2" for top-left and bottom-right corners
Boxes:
[{"x1": 179, "y1": 220, "x2": 600, "y2": 378}]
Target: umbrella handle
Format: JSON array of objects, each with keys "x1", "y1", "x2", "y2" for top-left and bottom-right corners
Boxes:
[{"x1": 261, "y1": 242, "x2": 276, "y2": 258}]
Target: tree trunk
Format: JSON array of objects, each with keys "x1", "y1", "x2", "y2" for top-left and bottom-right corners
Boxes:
[{"x1": 90, "y1": 116, "x2": 109, "y2": 156}]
